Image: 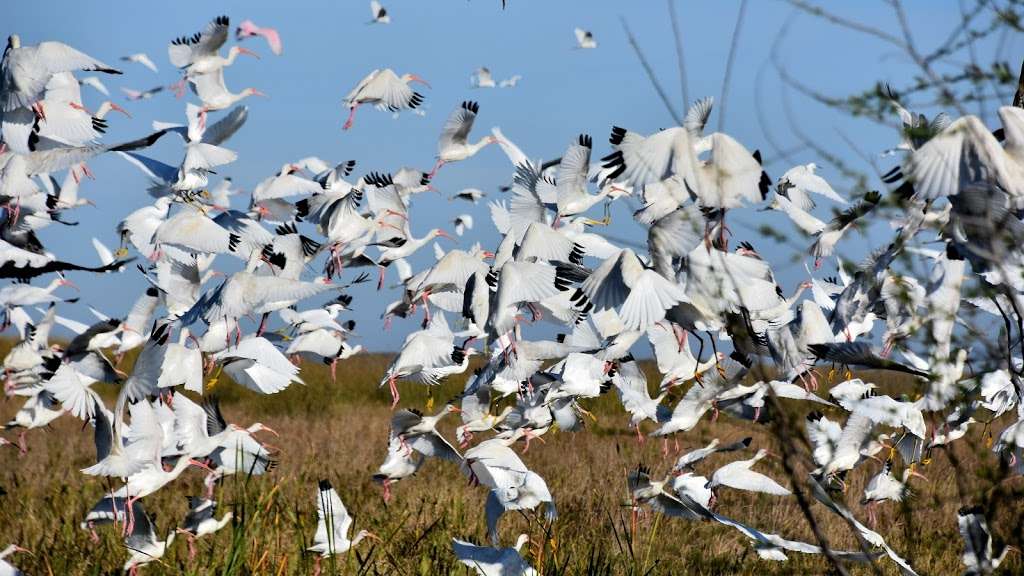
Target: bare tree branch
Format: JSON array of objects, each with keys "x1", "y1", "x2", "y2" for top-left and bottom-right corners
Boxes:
[
  {"x1": 667, "y1": 0, "x2": 691, "y2": 108},
  {"x1": 783, "y1": 0, "x2": 907, "y2": 48},
  {"x1": 620, "y1": 16, "x2": 684, "y2": 126},
  {"x1": 718, "y1": 0, "x2": 749, "y2": 131}
]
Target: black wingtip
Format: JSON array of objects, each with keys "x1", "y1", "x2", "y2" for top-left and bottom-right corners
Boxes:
[
  {"x1": 318, "y1": 479, "x2": 332, "y2": 491},
  {"x1": 740, "y1": 436, "x2": 752, "y2": 447},
  {"x1": 609, "y1": 126, "x2": 627, "y2": 146}
]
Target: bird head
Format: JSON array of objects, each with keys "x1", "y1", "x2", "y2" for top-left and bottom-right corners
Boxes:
[
  {"x1": 244, "y1": 88, "x2": 267, "y2": 98},
  {"x1": 56, "y1": 273, "x2": 79, "y2": 291},
  {"x1": 104, "y1": 101, "x2": 132, "y2": 118},
  {"x1": 7, "y1": 35, "x2": 20, "y2": 50},
  {"x1": 401, "y1": 73, "x2": 431, "y2": 88},
  {"x1": 432, "y1": 229, "x2": 455, "y2": 241},
  {"x1": 249, "y1": 422, "x2": 279, "y2": 437},
  {"x1": 354, "y1": 530, "x2": 381, "y2": 546}
]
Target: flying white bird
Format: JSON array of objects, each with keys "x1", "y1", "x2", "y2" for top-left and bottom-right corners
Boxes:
[
  {"x1": 432, "y1": 100, "x2": 497, "y2": 176},
  {"x1": 574, "y1": 28, "x2": 597, "y2": 49},
  {"x1": 120, "y1": 53, "x2": 158, "y2": 73},
  {"x1": 369, "y1": 1, "x2": 391, "y2": 24},
  {"x1": 308, "y1": 479, "x2": 379, "y2": 576},
  {"x1": 342, "y1": 68, "x2": 428, "y2": 130},
  {"x1": 452, "y1": 535, "x2": 537, "y2": 576}
]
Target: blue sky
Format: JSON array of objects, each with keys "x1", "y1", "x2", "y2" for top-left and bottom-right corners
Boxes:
[{"x1": 8, "y1": 1, "x2": 1020, "y2": 349}]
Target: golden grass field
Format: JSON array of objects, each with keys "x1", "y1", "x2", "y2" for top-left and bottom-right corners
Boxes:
[{"x1": 1, "y1": 351, "x2": 1022, "y2": 575}]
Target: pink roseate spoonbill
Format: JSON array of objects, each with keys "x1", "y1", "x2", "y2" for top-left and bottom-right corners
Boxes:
[
  {"x1": 235, "y1": 20, "x2": 282, "y2": 55},
  {"x1": 342, "y1": 68, "x2": 428, "y2": 130},
  {"x1": 430, "y1": 101, "x2": 498, "y2": 177},
  {"x1": 308, "y1": 480, "x2": 380, "y2": 576}
]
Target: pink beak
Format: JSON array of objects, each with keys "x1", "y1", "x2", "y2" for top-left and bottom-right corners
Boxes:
[
  {"x1": 259, "y1": 425, "x2": 280, "y2": 437},
  {"x1": 437, "y1": 230, "x2": 454, "y2": 241},
  {"x1": 250, "y1": 89, "x2": 268, "y2": 98},
  {"x1": 110, "y1": 102, "x2": 132, "y2": 118},
  {"x1": 409, "y1": 74, "x2": 431, "y2": 88},
  {"x1": 188, "y1": 458, "x2": 216, "y2": 473},
  {"x1": 237, "y1": 46, "x2": 260, "y2": 59},
  {"x1": 59, "y1": 278, "x2": 80, "y2": 291}
]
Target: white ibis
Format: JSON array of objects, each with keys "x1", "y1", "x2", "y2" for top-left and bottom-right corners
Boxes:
[
  {"x1": 308, "y1": 479, "x2": 379, "y2": 576},
  {"x1": 775, "y1": 163, "x2": 846, "y2": 211},
  {"x1": 471, "y1": 67, "x2": 495, "y2": 88},
  {"x1": 80, "y1": 76, "x2": 109, "y2": 96},
  {"x1": 169, "y1": 16, "x2": 259, "y2": 96},
  {"x1": 1, "y1": 34, "x2": 121, "y2": 117},
  {"x1": 574, "y1": 28, "x2": 597, "y2": 49},
  {"x1": 431, "y1": 101, "x2": 497, "y2": 177},
  {"x1": 120, "y1": 53, "x2": 158, "y2": 73},
  {"x1": 452, "y1": 535, "x2": 536, "y2": 576},
  {"x1": 861, "y1": 458, "x2": 926, "y2": 525},
  {"x1": 905, "y1": 106, "x2": 1024, "y2": 201},
  {"x1": 958, "y1": 506, "x2": 1015, "y2": 574},
  {"x1": 451, "y1": 188, "x2": 486, "y2": 203},
  {"x1": 373, "y1": 434, "x2": 424, "y2": 502},
  {"x1": 4, "y1": 389, "x2": 63, "y2": 455},
  {"x1": 342, "y1": 68, "x2": 428, "y2": 130},
  {"x1": 122, "y1": 500, "x2": 174, "y2": 576},
  {"x1": 0, "y1": 544, "x2": 30, "y2": 575},
  {"x1": 706, "y1": 449, "x2": 792, "y2": 505},
  {"x1": 177, "y1": 497, "x2": 233, "y2": 560},
  {"x1": 369, "y1": 1, "x2": 391, "y2": 24},
  {"x1": 121, "y1": 85, "x2": 164, "y2": 101},
  {"x1": 579, "y1": 248, "x2": 687, "y2": 331},
  {"x1": 499, "y1": 75, "x2": 522, "y2": 88},
  {"x1": 211, "y1": 336, "x2": 305, "y2": 394}
]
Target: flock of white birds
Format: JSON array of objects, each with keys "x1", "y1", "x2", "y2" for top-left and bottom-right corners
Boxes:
[{"x1": 0, "y1": 4, "x2": 1021, "y2": 576}]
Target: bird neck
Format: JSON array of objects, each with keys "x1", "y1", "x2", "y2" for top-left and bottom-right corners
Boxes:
[
  {"x1": 470, "y1": 137, "x2": 494, "y2": 154},
  {"x1": 216, "y1": 513, "x2": 234, "y2": 530},
  {"x1": 0, "y1": 545, "x2": 15, "y2": 559},
  {"x1": 169, "y1": 456, "x2": 194, "y2": 478},
  {"x1": 785, "y1": 284, "x2": 808, "y2": 306}
]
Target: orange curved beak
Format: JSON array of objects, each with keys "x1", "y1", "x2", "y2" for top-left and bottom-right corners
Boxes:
[
  {"x1": 110, "y1": 102, "x2": 132, "y2": 118},
  {"x1": 238, "y1": 47, "x2": 260, "y2": 59}
]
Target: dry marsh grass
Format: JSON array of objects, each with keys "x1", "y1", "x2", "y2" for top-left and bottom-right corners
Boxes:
[{"x1": 1, "y1": 352, "x2": 1021, "y2": 575}]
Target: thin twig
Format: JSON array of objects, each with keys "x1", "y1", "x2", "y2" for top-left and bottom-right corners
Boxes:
[
  {"x1": 667, "y1": 0, "x2": 690, "y2": 107},
  {"x1": 718, "y1": 0, "x2": 749, "y2": 132},
  {"x1": 783, "y1": 0, "x2": 907, "y2": 47},
  {"x1": 620, "y1": 16, "x2": 683, "y2": 125}
]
